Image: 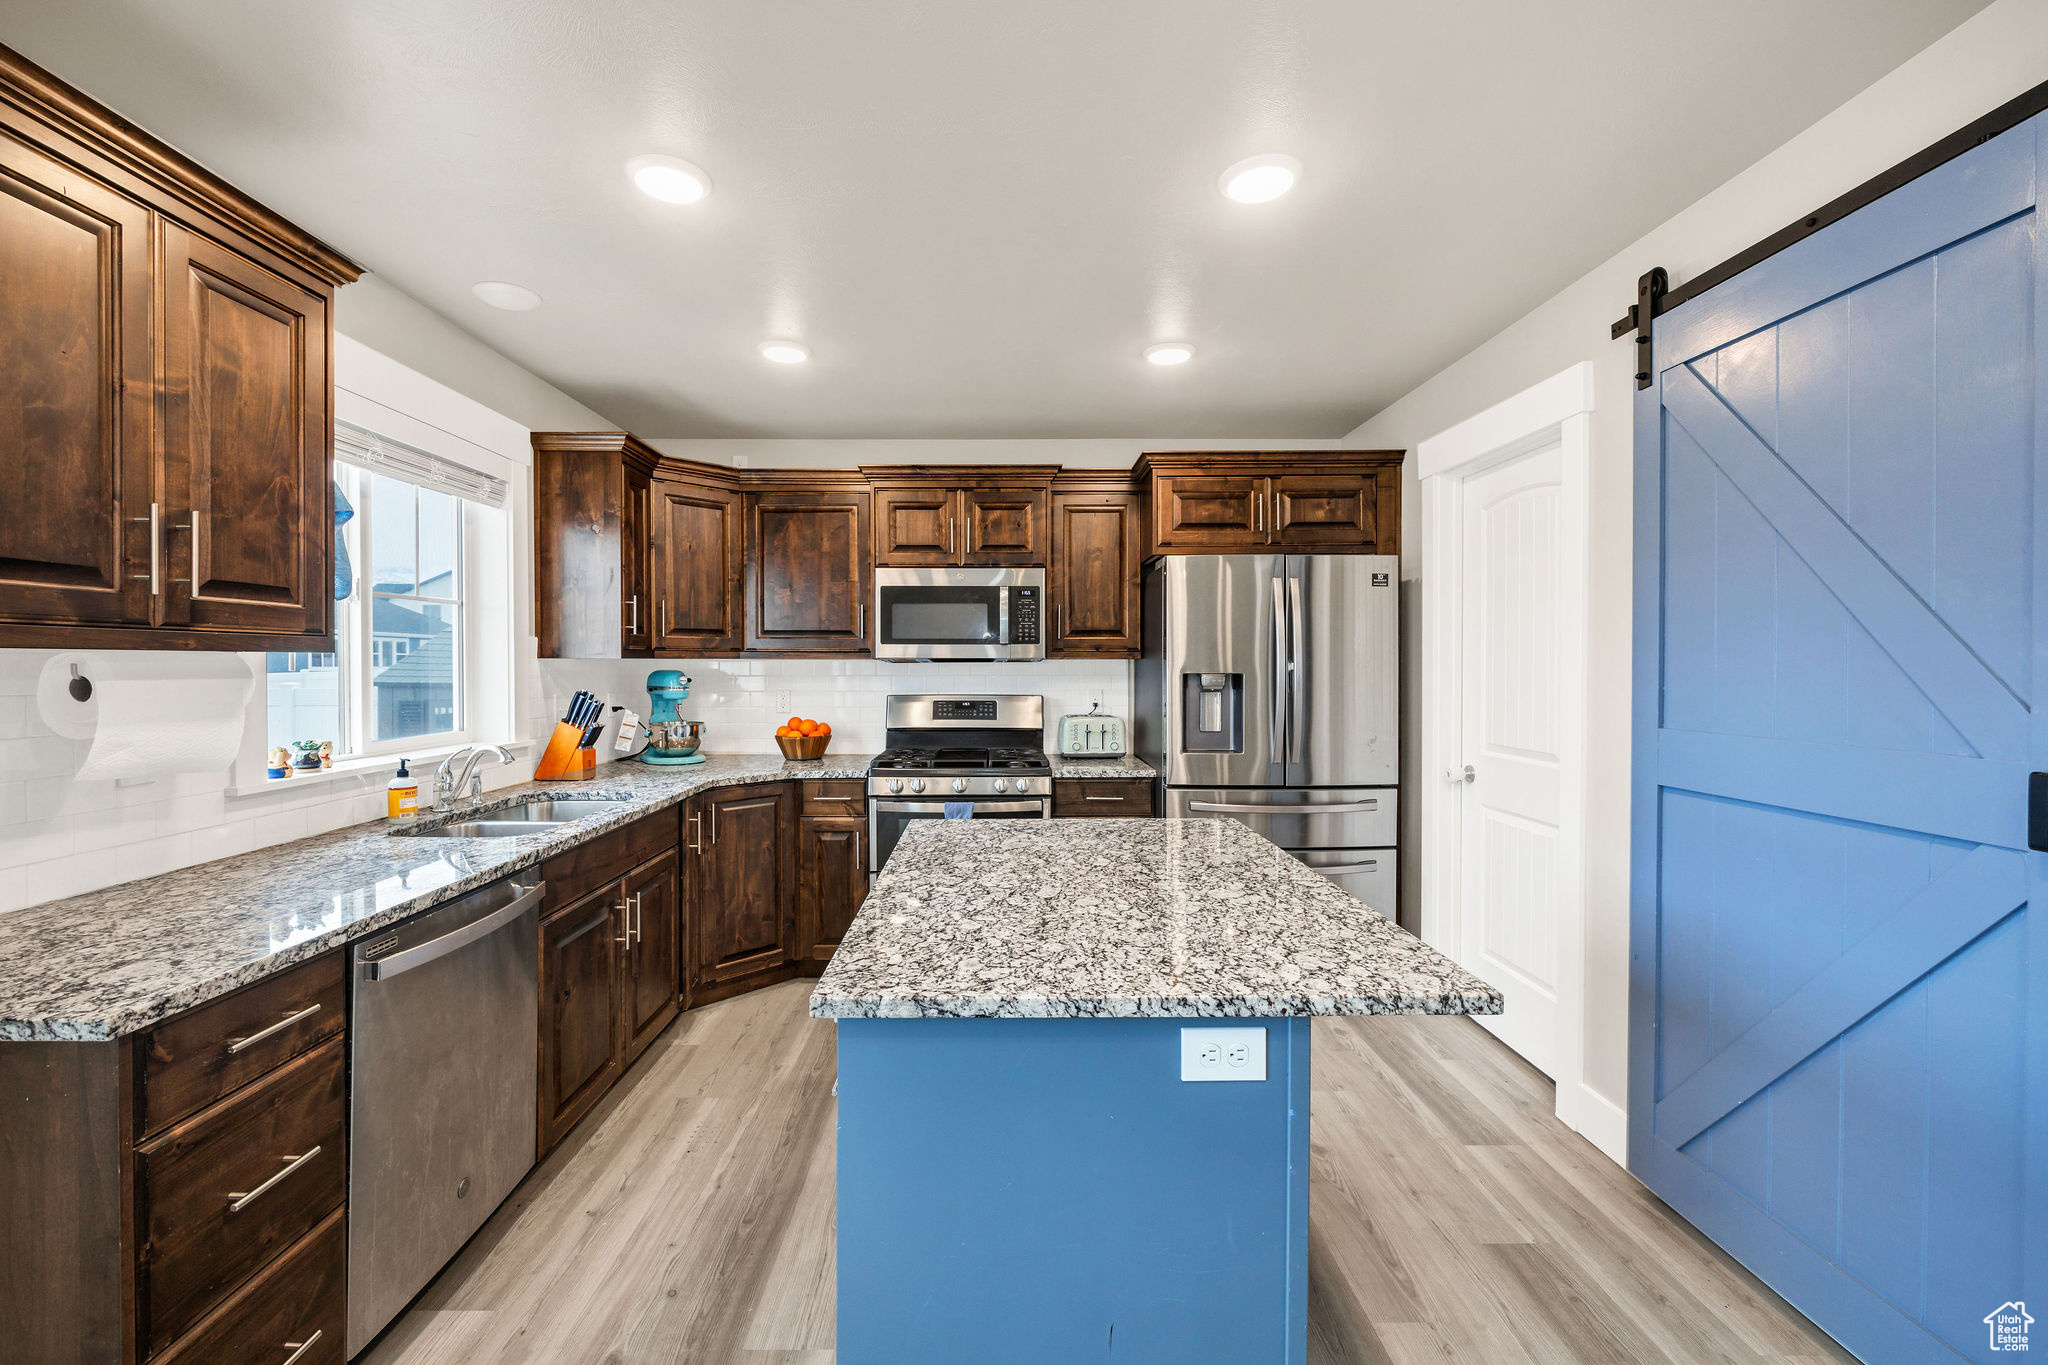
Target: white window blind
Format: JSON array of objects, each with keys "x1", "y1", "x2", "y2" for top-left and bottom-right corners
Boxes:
[{"x1": 334, "y1": 419, "x2": 508, "y2": 508}]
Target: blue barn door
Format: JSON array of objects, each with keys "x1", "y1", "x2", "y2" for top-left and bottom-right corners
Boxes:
[{"x1": 1632, "y1": 111, "x2": 2046, "y2": 1363}]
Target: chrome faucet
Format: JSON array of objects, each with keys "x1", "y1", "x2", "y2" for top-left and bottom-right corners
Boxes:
[{"x1": 435, "y1": 744, "x2": 515, "y2": 810}]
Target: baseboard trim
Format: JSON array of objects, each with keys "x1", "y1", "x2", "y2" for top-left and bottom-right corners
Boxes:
[{"x1": 1555, "y1": 1080, "x2": 1628, "y2": 1166}]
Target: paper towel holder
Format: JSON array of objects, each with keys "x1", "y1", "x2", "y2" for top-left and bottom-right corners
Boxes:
[{"x1": 67, "y1": 665, "x2": 91, "y2": 703}]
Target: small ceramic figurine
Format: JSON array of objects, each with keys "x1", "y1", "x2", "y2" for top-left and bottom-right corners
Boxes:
[
  {"x1": 291, "y1": 740, "x2": 323, "y2": 770},
  {"x1": 267, "y1": 746, "x2": 293, "y2": 779},
  {"x1": 319, "y1": 740, "x2": 334, "y2": 769}
]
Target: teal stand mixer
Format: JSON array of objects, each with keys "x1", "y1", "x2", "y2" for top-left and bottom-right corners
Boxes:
[{"x1": 639, "y1": 669, "x2": 707, "y2": 765}]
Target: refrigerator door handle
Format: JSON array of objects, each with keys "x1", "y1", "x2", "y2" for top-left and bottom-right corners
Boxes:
[
  {"x1": 1286, "y1": 573, "x2": 1306, "y2": 766},
  {"x1": 1270, "y1": 576, "x2": 1288, "y2": 766}
]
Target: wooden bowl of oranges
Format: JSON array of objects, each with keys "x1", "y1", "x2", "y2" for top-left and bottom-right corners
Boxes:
[{"x1": 775, "y1": 716, "x2": 832, "y2": 760}]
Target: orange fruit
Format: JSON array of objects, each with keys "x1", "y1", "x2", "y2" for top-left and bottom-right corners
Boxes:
[
  {"x1": 798, "y1": 719, "x2": 817, "y2": 735},
  {"x1": 815, "y1": 722, "x2": 831, "y2": 736},
  {"x1": 787, "y1": 715, "x2": 803, "y2": 730},
  {"x1": 775, "y1": 726, "x2": 791, "y2": 737}
]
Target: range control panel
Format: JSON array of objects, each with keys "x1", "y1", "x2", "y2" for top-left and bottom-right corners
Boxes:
[{"x1": 931, "y1": 698, "x2": 998, "y2": 721}]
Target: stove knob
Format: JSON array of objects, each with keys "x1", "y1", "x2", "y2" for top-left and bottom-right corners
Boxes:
[
  {"x1": 910, "y1": 778, "x2": 926, "y2": 794},
  {"x1": 993, "y1": 778, "x2": 1008, "y2": 793},
  {"x1": 952, "y1": 778, "x2": 968, "y2": 794},
  {"x1": 888, "y1": 778, "x2": 903, "y2": 794}
]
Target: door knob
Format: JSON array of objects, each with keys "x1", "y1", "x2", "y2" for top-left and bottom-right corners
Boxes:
[{"x1": 1448, "y1": 765, "x2": 1475, "y2": 784}]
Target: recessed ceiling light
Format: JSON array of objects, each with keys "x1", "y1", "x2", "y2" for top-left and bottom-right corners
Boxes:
[
  {"x1": 472, "y1": 280, "x2": 541, "y2": 311},
  {"x1": 627, "y1": 154, "x2": 711, "y2": 204},
  {"x1": 1145, "y1": 342, "x2": 1195, "y2": 366},
  {"x1": 1219, "y1": 153, "x2": 1302, "y2": 204},
  {"x1": 759, "y1": 339, "x2": 810, "y2": 364}
]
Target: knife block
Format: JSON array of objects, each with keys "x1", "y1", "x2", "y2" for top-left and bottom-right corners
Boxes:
[{"x1": 533, "y1": 721, "x2": 594, "y2": 781}]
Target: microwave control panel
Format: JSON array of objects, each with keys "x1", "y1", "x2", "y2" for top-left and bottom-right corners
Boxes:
[{"x1": 1011, "y1": 586, "x2": 1039, "y2": 643}]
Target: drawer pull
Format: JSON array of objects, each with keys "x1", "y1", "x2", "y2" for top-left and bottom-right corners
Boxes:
[
  {"x1": 1083, "y1": 794, "x2": 1126, "y2": 802},
  {"x1": 281, "y1": 1330, "x2": 323, "y2": 1365},
  {"x1": 228, "y1": 1146, "x2": 322, "y2": 1213},
  {"x1": 1188, "y1": 799, "x2": 1381, "y2": 815},
  {"x1": 227, "y1": 1003, "x2": 322, "y2": 1054}
]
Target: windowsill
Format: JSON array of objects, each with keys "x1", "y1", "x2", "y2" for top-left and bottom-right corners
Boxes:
[{"x1": 226, "y1": 738, "x2": 535, "y2": 799}]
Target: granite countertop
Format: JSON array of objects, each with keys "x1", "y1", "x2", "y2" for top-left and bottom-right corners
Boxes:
[
  {"x1": 810, "y1": 818, "x2": 1501, "y2": 1020},
  {"x1": 0, "y1": 753, "x2": 874, "y2": 1042},
  {"x1": 1048, "y1": 755, "x2": 1156, "y2": 779}
]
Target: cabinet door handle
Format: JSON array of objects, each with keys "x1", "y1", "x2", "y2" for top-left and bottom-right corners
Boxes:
[
  {"x1": 858, "y1": 602, "x2": 866, "y2": 637},
  {"x1": 129, "y1": 502, "x2": 162, "y2": 596},
  {"x1": 660, "y1": 600, "x2": 669, "y2": 636},
  {"x1": 616, "y1": 896, "x2": 633, "y2": 945},
  {"x1": 948, "y1": 516, "x2": 956, "y2": 555},
  {"x1": 688, "y1": 811, "x2": 703, "y2": 852},
  {"x1": 628, "y1": 595, "x2": 639, "y2": 632},
  {"x1": 1255, "y1": 490, "x2": 1265, "y2": 534},
  {"x1": 1054, "y1": 601, "x2": 1062, "y2": 639},
  {"x1": 281, "y1": 1331, "x2": 324, "y2": 1365},
  {"x1": 710, "y1": 802, "x2": 718, "y2": 843},
  {"x1": 182, "y1": 514, "x2": 198, "y2": 591},
  {"x1": 1084, "y1": 794, "x2": 1126, "y2": 802},
  {"x1": 228, "y1": 1146, "x2": 322, "y2": 1212},
  {"x1": 227, "y1": 1002, "x2": 322, "y2": 1054},
  {"x1": 633, "y1": 892, "x2": 643, "y2": 943}
]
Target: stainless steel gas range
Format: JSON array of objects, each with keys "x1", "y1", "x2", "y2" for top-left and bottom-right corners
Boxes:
[{"x1": 866, "y1": 694, "x2": 1052, "y2": 872}]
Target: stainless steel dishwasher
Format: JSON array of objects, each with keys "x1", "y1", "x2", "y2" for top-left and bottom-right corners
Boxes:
[{"x1": 347, "y1": 875, "x2": 542, "y2": 1355}]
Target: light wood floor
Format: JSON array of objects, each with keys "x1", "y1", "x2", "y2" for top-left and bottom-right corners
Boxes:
[{"x1": 364, "y1": 979, "x2": 1854, "y2": 1365}]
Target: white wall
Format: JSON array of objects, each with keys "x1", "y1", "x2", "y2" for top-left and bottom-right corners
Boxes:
[
  {"x1": 1347, "y1": 0, "x2": 2048, "y2": 1120},
  {"x1": 647, "y1": 436, "x2": 1346, "y2": 468}
]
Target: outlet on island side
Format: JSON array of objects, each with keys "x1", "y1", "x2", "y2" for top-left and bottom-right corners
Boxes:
[{"x1": 1180, "y1": 1026, "x2": 1266, "y2": 1081}]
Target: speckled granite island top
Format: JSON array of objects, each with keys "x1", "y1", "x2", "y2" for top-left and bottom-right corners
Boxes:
[
  {"x1": 810, "y1": 818, "x2": 1501, "y2": 1020},
  {"x1": 0, "y1": 753, "x2": 873, "y2": 1041}
]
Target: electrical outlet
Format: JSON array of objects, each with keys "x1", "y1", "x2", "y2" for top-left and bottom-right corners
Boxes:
[
  {"x1": 1180, "y1": 1026, "x2": 1267, "y2": 1081},
  {"x1": 1089, "y1": 687, "x2": 1105, "y2": 708},
  {"x1": 775, "y1": 690, "x2": 792, "y2": 712}
]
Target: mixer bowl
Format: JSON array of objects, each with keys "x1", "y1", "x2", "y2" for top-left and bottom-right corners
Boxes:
[{"x1": 644, "y1": 719, "x2": 704, "y2": 757}]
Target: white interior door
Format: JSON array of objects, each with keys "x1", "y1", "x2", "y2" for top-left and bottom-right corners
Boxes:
[{"x1": 1457, "y1": 442, "x2": 1564, "y2": 1076}]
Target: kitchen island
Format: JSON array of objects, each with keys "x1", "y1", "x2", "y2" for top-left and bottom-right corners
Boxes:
[{"x1": 810, "y1": 817, "x2": 1500, "y2": 1365}]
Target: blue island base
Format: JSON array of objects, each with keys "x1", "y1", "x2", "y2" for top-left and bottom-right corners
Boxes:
[{"x1": 835, "y1": 1015, "x2": 1311, "y2": 1365}]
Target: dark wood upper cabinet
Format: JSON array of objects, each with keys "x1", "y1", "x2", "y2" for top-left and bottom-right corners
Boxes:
[
  {"x1": 0, "y1": 42, "x2": 358, "y2": 650},
  {"x1": 1137, "y1": 452, "x2": 1403, "y2": 555},
  {"x1": 961, "y1": 486, "x2": 1046, "y2": 565},
  {"x1": 872, "y1": 486, "x2": 957, "y2": 566},
  {"x1": 0, "y1": 125, "x2": 154, "y2": 632},
  {"x1": 689, "y1": 783, "x2": 795, "y2": 1004},
  {"x1": 531, "y1": 431, "x2": 659, "y2": 658},
  {"x1": 160, "y1": 223, "x2": 331, "y2": 639},
  {"x1": 1049, "y1": 484, "x2": 1141, "y2": 656},
  {"x1": 866, "y1": 468, "x2": 1057, "y2": 567},
  {"x1": 1151, "y1": 474, "x2": 1270, "y2": 548},
  {"x1": 652, "y1": 475, "x2": 743, "y2": 654},
  {"x1": 747, "y1": 488, "x2": 871, "y2": 652}
]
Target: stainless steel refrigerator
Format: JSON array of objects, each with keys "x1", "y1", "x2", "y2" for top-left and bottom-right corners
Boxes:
[{"x1": 1136, "y1": 554, "x2": 1399, "y2": 914}]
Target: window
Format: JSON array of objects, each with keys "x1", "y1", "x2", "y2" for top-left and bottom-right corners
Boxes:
[{"x1": 264, "y1": 423, "x2": 508, "y2": 772}]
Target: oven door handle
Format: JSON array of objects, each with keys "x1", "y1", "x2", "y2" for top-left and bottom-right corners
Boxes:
[{"x1": 872, "y1": 799, "x2": 1048, "y2": 815}]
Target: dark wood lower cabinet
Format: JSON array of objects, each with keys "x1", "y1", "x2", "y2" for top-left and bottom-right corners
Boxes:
[
  {"x1": 538, "y1": 884, "x2": 622, "y2": 1156},
  {"x1": 1051, "y1": 777, "x2": 1157, "y2": 817},
  {"x1": 622, "y1": 847, "x2": 681, "y2": 1065},
  {"x1": 687, "y1": 783, "x2": 797, "y2": 1006},
  {"x1": 151, "y1": 1205, "x2": 345, "y2": 1365},
  {"x1": 796, "y1": 780, "x2": 868, "y2": 971}
]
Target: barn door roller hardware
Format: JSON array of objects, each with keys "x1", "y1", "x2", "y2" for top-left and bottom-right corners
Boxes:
[
  {"x1": 1611, "y1": 77, "x2": 2048, "y2": 394},
  {"x1": 1610, "y1": 268, "x2": 1668, "y2": 391}
]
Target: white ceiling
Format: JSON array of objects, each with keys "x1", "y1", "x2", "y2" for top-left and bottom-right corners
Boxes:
[{"x1": 0, "y1": 1, "x2": 1988, "y2": 438}]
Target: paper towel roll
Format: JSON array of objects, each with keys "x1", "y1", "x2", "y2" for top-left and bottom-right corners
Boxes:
[{"x1": 37, "y1": 652, "x2": 254, "y2": 782}]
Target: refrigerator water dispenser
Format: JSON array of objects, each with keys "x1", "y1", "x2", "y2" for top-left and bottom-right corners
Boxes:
[{"x1": 1182, "y1": 673, "x2": 1243, "y2": 752}]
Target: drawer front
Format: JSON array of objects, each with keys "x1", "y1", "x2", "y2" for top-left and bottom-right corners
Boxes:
[
  {"x1": 541, "y1": 808, "x2": 678, "y2": 912},
  {"x1": 801, "y1": 779, "x2": 866, "y2": 819},
  {"x1": 1052, "y1": 778, "x2": 1156, "y2": 817},
  {"x1": 152, "y1": 1205, "x2": 345, "y2": 1365},
  {"x1": 140, "y1": 950, "x2": 345, "y2": 1136},
  {"x1": 138, "y1": 1036, "x2": 347, "y2": 1355}
]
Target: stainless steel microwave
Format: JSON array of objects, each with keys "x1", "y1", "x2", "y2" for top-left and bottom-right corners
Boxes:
[{"x1": 873, "y1": 567, "x2": 1045, "y2": 661}]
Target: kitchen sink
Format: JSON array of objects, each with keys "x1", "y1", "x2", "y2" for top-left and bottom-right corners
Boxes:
[{"x1": 399, "y1": 798, "x2": 634, "y2": 837}]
